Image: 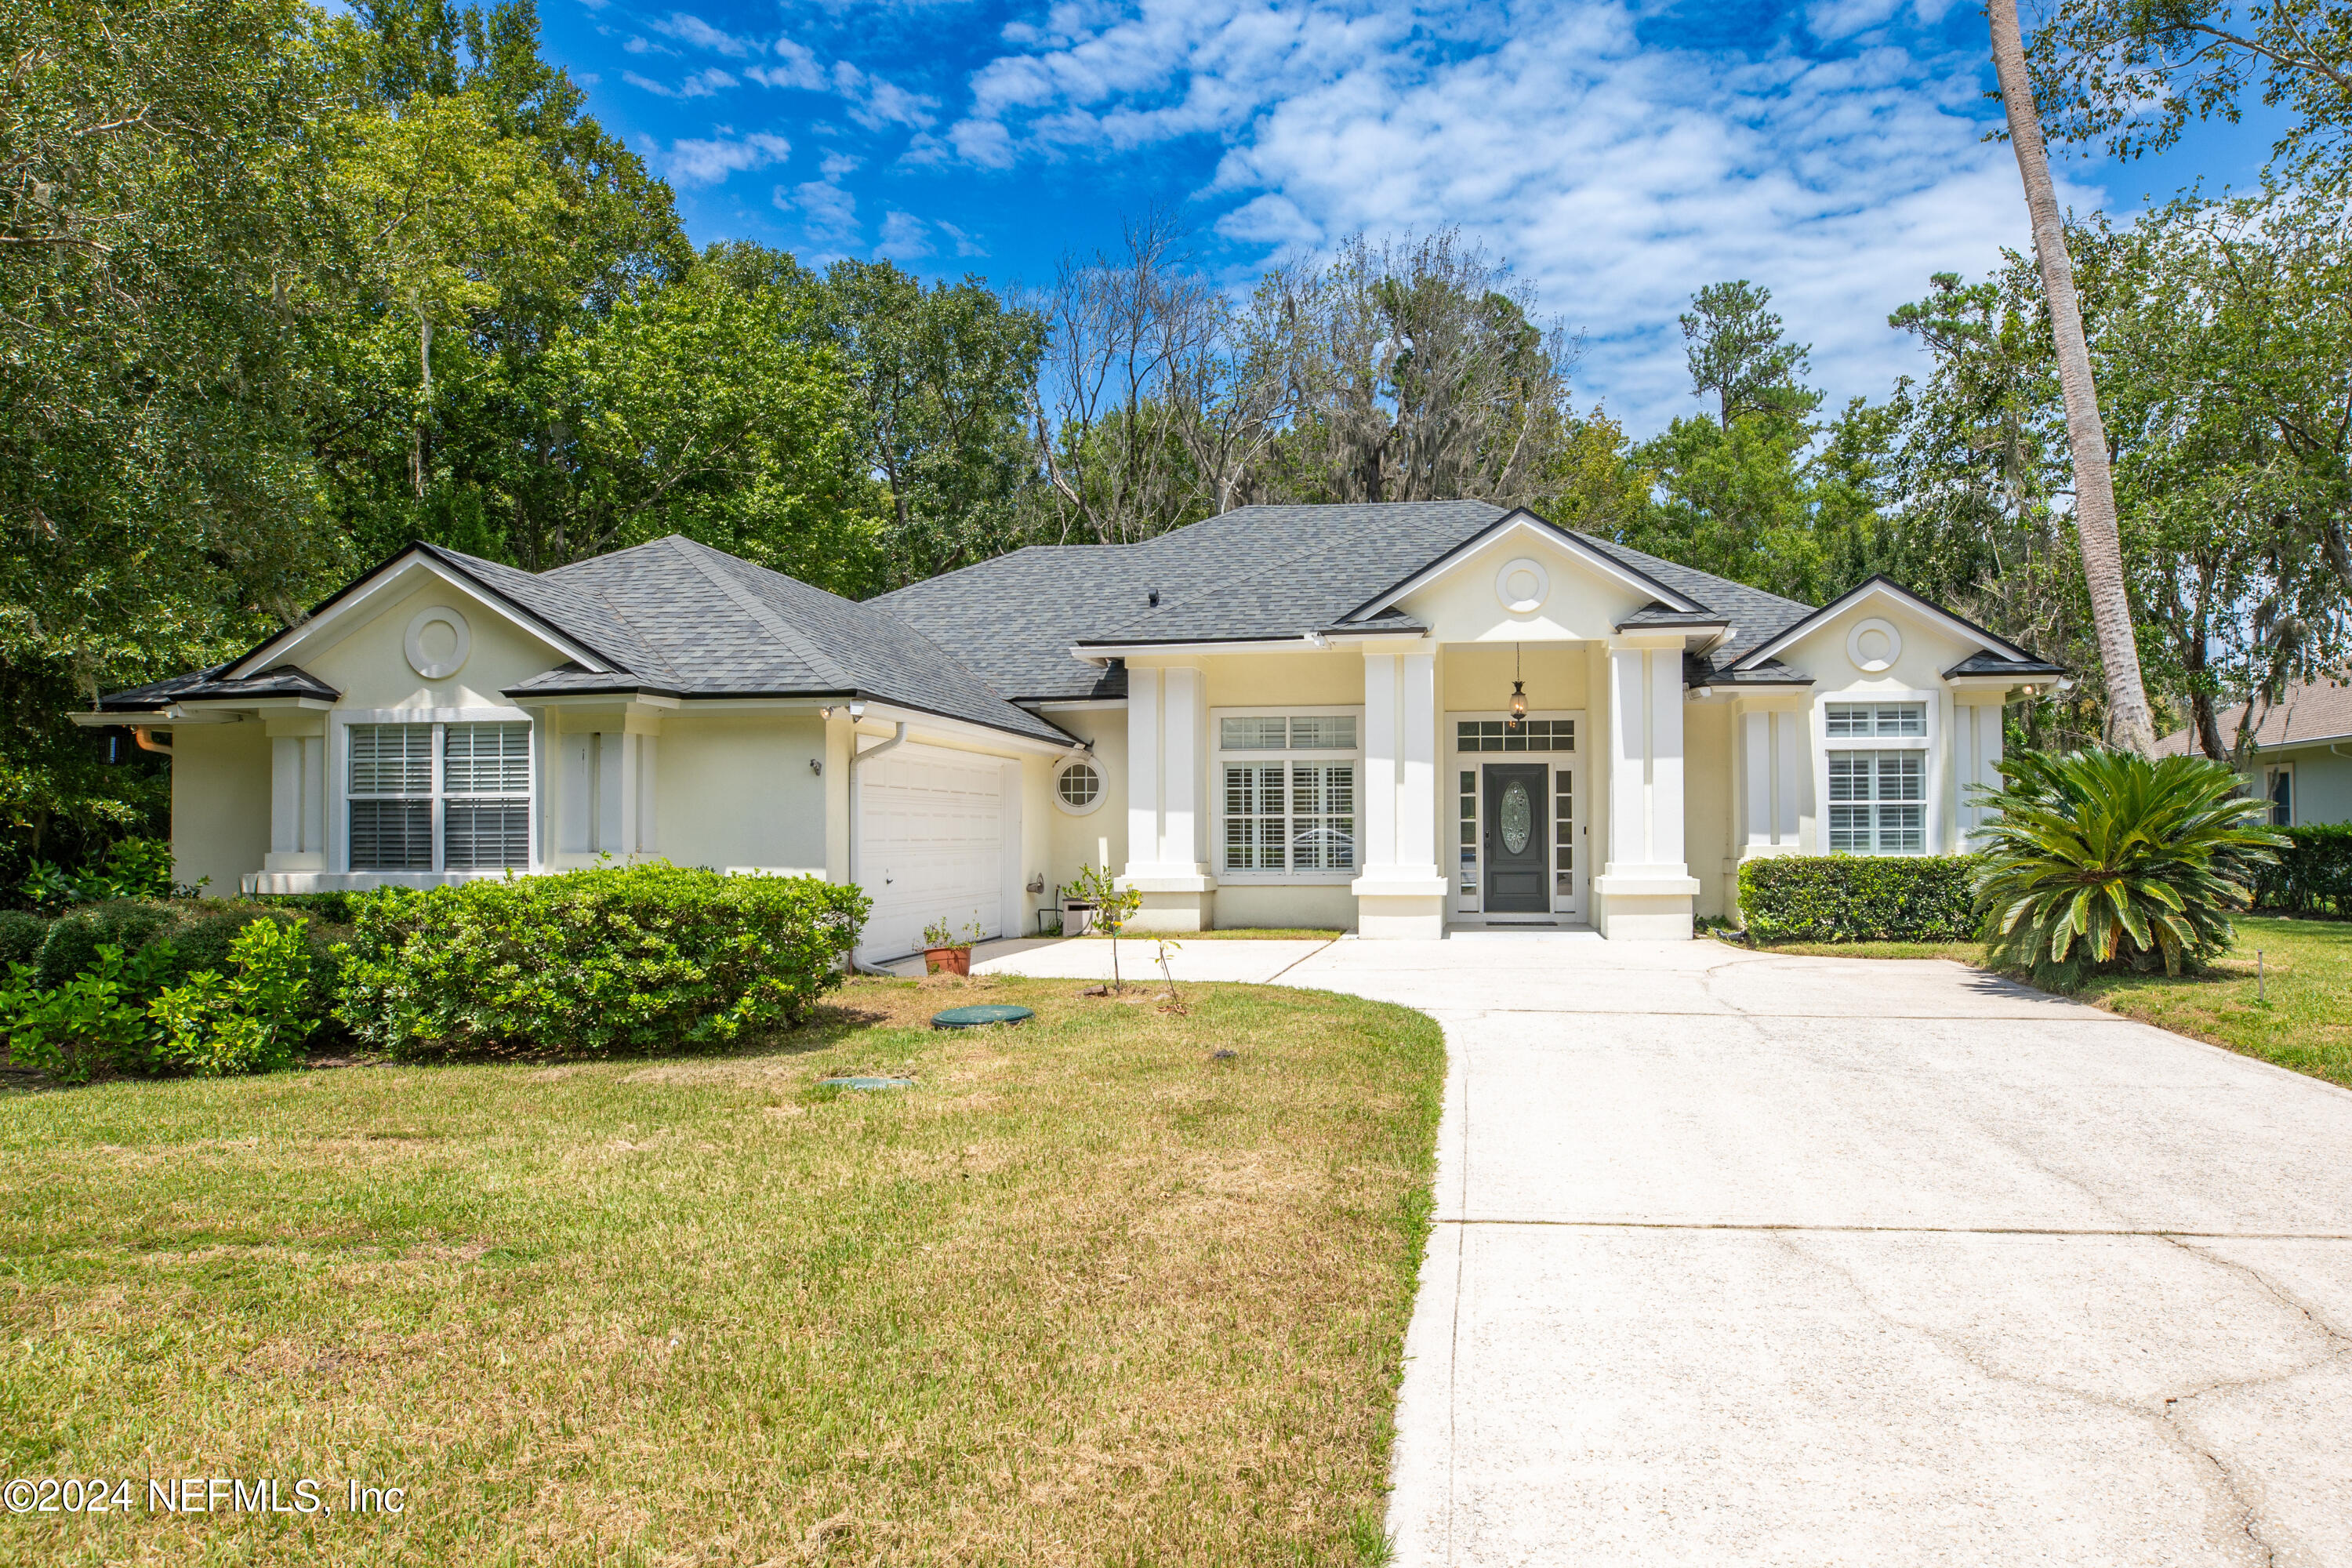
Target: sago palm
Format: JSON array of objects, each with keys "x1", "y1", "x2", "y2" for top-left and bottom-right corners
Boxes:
[{"x1": 1973, "y1": 748, "x2": 2286, "y2": 988}]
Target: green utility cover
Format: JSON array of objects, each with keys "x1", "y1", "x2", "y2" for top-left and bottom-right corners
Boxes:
[{"x1": 930, "y1": 1004, "x2": 1036, "y2": 1029}]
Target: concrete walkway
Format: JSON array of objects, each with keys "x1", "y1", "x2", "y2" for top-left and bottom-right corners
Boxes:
[{"x1": 927, "y1": 933, "x2": 2352, "y2": 1565}]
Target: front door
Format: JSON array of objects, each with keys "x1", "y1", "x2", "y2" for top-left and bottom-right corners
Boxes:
[{"x1": 1482, "y1": 763, "x2": 1548, "y2": 913}]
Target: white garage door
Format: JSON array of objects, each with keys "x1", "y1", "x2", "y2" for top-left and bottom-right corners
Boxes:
[{"x1": 855, "y1": 746, "x2": 1011, "y2": 961}]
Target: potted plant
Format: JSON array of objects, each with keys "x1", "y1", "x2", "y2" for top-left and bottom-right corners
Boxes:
[{"x1": 921, "y1": 913, "x2": 985, "y2": 977}]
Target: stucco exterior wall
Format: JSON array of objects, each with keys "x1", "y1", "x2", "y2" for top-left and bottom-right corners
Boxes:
[
  {"x1": 1683, "y1": 700, "x2": 1737, "y2": 920},
  {"x1": 303, "y1": 576, "x2": 568, "y2": 710},
  {"x1": 1040, "y1": 705, "x2": 1127, "y2": 910},
  {"x1": 1214, "y1": 883, "x2": 1356, "y2": 930},
  {"x1": 653, "y1": 713, "x2": 828, "y2": 872},
  {"x1": 171, "y1": 722, "x2": 271, "y2": 894},
  {"x1": 1202, "y1": 651, "x2": 1364, "y2": 708},
  {"x1": 1774, "y1": 595, "x2": 1990, "y2": 855},
  {"x1": 2265, "y1": 743, "x2": 2352, "y2": 826},
  {"x1": 1439, "y1": 642, "x2": 1588, "y2": 713}
]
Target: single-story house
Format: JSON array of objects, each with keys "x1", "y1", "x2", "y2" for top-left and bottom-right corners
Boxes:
[
  {"x1": 81, "y1": 501, "x2": 2062, "y2": 959},
  {"x1": 2156, "y1": 680, "x2": 2352, "y2": 826}
]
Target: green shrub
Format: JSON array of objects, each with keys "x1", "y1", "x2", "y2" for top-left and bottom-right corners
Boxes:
[
  {"x1": 253, "y1": 890, "x2": 379, "y2": 925},
  {"x1": 0, "y1": 942, "x2": 180, "y2": 1083},
  {"x1": 0, "y1": 910, "x2": 48, "y2": 969},
  {"x1": 33, "y1": 899, "x2": 180, "y2": 989},
  {"x1": 1737, "y1": 855, "x2": 1980, "y2": 942},
  {"x1": 1974, "y1": 747, "x2": 2285, "y2": 987},
  {"x1": 2252, "y1": 823, "x2": 2352, "y2": 916},
  {"x1": 152, "y1": 916, "x2": 314, "y2": 1076},
  {"x1": 332, "y1": 865, "x2": 870, "y2": 1059},
  {"x1": 18, "y1": 837, "x2": 184, "y2": 909}
]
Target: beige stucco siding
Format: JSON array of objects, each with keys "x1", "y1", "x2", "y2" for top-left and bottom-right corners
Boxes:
[
  {"x1": 653, "y1": 713, "x2": 828, "y2": 871},
  {"x1": 1398, "y1": 528, "x2": 1650, "y2": 644},
  {"x1": 1683, "y1": 701, "x2": 1736, "y2": 919},
  {"x1": 1200, "y1": 650, "x2": 1365, "y2": 708},
  {"x1": 1439, "y1": 642, "x2": 1588, "y2": 713},
  {"x1": 1040, "y1": 705, "x2": 1127, "y2": 906},
  {"x1": 171, "y1": 723, "x2": 270, "y2": 894},
  {"x1": 303, "y1": 578, "x2": 570, "y2": 711}
]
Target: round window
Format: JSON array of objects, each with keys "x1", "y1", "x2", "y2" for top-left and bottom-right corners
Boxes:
[{"x1": 1056, "y1": 760, "x2": 1102, "y2": 814}]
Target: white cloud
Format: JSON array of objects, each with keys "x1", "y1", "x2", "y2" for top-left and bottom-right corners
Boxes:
[
  {"x1": 626, "y1": 66, "x2": 739, "y2": 99},
  {"x1": 665, "y1": 129, "x2": 791, "y2": 185},
  {"x1": 746, "y1": 38, "x2": 827, "y2": 90},
  {"x1": 780, "y1": 178, "x2": 861, "y2": 245},
  {"x1": 936, "y1": 219, "x2": 988, "y2": 256},
  {"x1": 877, "y1": 211, "x2": 934, "y2": 259},
  {"x1": 832, "y1": 61, "x2": 942, "y2": 130},
  {"x1": 818, "y1": 151, "x2": 863, "y2": 179},
  {"x1": 942, "y1": 0, "x2": 2096, "y2": 431},
  {"x1": 652, "y1": 12, "x2": 759, "y2": 56}
]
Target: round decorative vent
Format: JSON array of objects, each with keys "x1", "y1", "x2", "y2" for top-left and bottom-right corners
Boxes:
[
  {"x1": 1494, "y1": 557, "x2": 1551, "y2": 615},
  {"x1": 404, "y1": 606, "x2": 471, "y2": 680},
  {"x1": 1846, "y1": 617, "x2": 1902, "y2": 673}
]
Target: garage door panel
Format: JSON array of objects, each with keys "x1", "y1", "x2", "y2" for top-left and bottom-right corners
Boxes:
[{"x1": 855, "y1": 746, "x2": 1008, "y2": 960}]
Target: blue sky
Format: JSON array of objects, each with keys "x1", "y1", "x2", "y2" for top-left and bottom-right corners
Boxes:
[{"x1": 540, "y1": 0, "x2": 2281, "y2": 434}]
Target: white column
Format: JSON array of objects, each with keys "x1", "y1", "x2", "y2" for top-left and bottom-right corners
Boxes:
[
  {"x1": 633, "y1": 733, "x2": 658, "y2": 855},
  {"x1": 1774, "y1": 710, "x2": 1802, "y2": 844},
  {"x1": 1593, "y1": 637, "x2": 1698, "y2": 939},
  {"x1": 1362, "y1": 651, "x2": 1399, "y2": 871},
  {"x1": 1742, "y1": 710, "x2": 1771, "y2": 850},
  {"x1": 1397, "y1": 651, "x2": 1438, "y2": 875},
  {"x1": 1160, "y1": 666, "x2": 1203, "y2": 870},
  {"x1": 1351, "y1": 645, "x2": 1444, "y2": 938},
  {"x1": 1606, "y1": 644, "x2": 1649, "y2": 869},
  {"x1": 1650, "y1": 645, "x2": 1685, "y2": 870},
  {"x1": 266, "y1": 731, "x2": 327, "y2": 871},
  {"x1": 1125, "y1": 667, "x2": 1162, "y2": 874},
  {"x1": 599, "y1": 732, "x2": 628, "y2": 855},
  {"x1": 1955, "y1": 699, "x2": 2005, "y2": 844}
]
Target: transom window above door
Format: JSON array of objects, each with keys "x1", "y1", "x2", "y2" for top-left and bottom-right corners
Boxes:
[
  {"x1": 1219, "y1": 715, "x2": 1356, "y2": 750},
  {"x1": 1457, "y1": 719, "x2": 1574, "y2": 753}
]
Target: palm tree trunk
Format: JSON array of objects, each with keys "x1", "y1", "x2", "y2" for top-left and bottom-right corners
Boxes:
[{"x1": 1987, "y1": 0, "x2": 2158, "y2": 756}]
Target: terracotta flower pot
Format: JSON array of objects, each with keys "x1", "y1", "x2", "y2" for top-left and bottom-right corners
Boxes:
[{"x1": 925, "y1": 946, "x2": 972, "y2": 977}]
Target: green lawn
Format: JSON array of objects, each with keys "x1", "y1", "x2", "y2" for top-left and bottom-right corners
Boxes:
[
  {"x1": 0, "y1": 976, "x2": 1443, "y2": 1566},
  {"x1": 1754, "y1": 914, "x2": 2352, "y2": 1091}
]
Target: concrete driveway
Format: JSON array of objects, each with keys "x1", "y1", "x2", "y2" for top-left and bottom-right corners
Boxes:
[{"x1": 932, "y1": 932, "x2": 2352, "y2": 1565}]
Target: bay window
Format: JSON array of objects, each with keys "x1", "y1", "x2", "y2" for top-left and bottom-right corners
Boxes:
[
  {"x1": 348, "y1": 720, "x2": 532, "y2": 872},
  {"x1": 1214, "y1": 712, "x2": 1359, "y2": 878}
]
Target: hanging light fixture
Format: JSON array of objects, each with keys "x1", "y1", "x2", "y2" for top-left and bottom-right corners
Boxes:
[{"x1": 1508, "y1": 642, "x2": 1528, "y2": 726}]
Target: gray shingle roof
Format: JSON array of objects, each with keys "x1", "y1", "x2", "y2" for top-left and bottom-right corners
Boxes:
[
  {"x1": 98, "y1": 663, "x2": 340, "y2": 711},
  {"x1": 1944, "y1": 651, "x2": 2066, "y2": 678},
  {"x1": 2156, "y1": 679, "x2": 2352, "y2": 756},
  {"x1": 875, "y1": 501, "x2": 1824, "y2": 695}
]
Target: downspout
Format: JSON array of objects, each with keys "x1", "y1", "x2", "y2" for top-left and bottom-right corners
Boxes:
[
  {"x1": 132, "y1": 726, "x2": 172, "y2": 757},
  {"x1": 845, "y1": 718, "x2": 909, "y2": 975}
]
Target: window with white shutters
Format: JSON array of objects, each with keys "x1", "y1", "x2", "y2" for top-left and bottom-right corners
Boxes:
[
  {"x1": 1828, "y1": 750, "x2": 1925, "y2": 853},
  {"x1": 1214, "y1": 711, "x2": 1361, "y2": 879},
  {"x1": 347, "y1": 720, "x2": 532, "y2": 872}
]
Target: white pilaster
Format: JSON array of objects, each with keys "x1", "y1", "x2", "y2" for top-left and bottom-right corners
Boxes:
[
  {"x1": 1955, "y1": 698, "x2": 2006, "y2": 844},
  {"x1": 1125, "y1": 666, "x2": 1162, "y2": 872},
  {"x1": 1352, "y1": 646, "x2": 1445, "y2": 938},
  {"x1": 1742, "y1": 710, "x2": 1770, "y2": 850},
  {"x1": 266, "y1": 735, "x2": 328, "y2": 871},
  {"x1": 1120, "y1": 663, "x2": 1213, "y2": 929},
  {"x1": 1740, "y1": 705, "x2": 1806, "y2": 851},
  {"x1": 1593, "y1": 636, "x2": 1698, "y2": 939},
  {"x1": 1774, "y1": 710, "x2": 1802, "y2": 844}
]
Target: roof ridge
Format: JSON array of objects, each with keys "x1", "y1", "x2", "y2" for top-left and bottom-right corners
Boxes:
[{"x1": 663, "y1": 537, "x2": 854, "y2": 691}]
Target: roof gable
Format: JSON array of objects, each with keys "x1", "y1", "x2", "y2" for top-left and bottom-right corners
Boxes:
[{"x1": 1731, "y1": 575, "x2": 2038, "y2": 672}]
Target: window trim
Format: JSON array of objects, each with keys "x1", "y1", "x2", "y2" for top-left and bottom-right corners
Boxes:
[
  {"x1": 2263, "y1": 761, "x2": 2296, "y2": 827},
  {"x1": 330, "y1": 706, "x2": 539, "y2": 880},
  {"x1": 1811, "y1": 690, "x2": 1940, "y2": 856},
  {"x1": 1208, "y1": 706, "x2": 1364, "y2": 885},
  {"x1": 1054, "y1": 757, "x2": 1107, "y2": 816}
]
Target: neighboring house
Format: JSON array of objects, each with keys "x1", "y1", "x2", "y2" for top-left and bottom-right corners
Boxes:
[
  {"x1": 2155, "y1": 681, "x2": 2352, "y2": 827},
  {"x1": 80, "y1": 502, "x2": 2061, "y2": 957}
]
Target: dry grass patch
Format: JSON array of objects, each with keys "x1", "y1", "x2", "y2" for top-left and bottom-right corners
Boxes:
[{"x1": 0, "y1": 977, "x2": 1440, "y2": 1566}]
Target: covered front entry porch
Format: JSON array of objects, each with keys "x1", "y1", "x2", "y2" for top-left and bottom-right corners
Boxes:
[{"x1": 1114, "y1": 630, "x2": 1703, "y2": 941}]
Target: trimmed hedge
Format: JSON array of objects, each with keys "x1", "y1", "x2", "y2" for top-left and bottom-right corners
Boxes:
[
  {"x1": 2251, "y1": 823, "x2": 2352, "y2": 916},
  {"x1": 332, "y1": 865, "x2": 869, "y2": 1059},
  {"x1": 1739, "y1": 855, "x2": 1980, "y2": 943},
  {"x1": 23, "y1": 898, "x2": 350, "y2": 1037}
]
